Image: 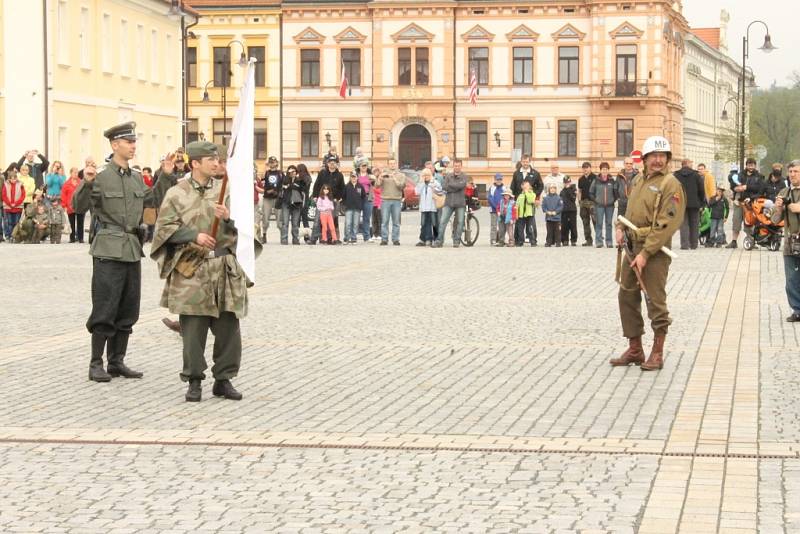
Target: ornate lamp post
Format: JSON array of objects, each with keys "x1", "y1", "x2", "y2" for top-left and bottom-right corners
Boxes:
[{"x1": 738, "y1": 21, "x2": 776, "y2": 172}]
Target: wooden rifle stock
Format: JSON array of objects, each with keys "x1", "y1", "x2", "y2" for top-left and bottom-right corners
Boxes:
[{"x1": 210, "y1": 170, "x2": 229, "y2": 239}]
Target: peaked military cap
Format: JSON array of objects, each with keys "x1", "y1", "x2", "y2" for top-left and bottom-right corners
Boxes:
[
  {"x1": 186, "y1": 141, "x2": 219, "y2": 159},
  {"x1": 104, "y1": 121, "x2": 137, "y2": 141}
]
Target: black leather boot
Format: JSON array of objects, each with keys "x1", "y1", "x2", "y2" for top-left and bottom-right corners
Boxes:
[
  {"x1": 106, "y1": 333, "x2": 143, "y2": 379},
  {"x1": 212, "y1": 379, "x2": 243, "y2": 400},
  {"x1": 185, "y1": 379, "x2": 202, "y2": 402},
  {"x1": 88, "y1": 333, "x2": 112, "y2": 382}
]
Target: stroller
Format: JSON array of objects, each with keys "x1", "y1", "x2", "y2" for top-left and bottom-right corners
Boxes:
[{"x1": 742, "y1": 197, "x2": 784, "y2": 251}]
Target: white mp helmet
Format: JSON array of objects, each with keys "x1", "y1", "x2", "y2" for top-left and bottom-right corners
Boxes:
[{"x1": 641, "y1": 136, "x2": 672, "y2": 159}]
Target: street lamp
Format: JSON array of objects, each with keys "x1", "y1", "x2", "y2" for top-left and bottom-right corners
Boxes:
[
  {"x1": 202, "y1": 40, "x2": 248, "y2": 146},
  {"x1": 325, "y1": 132, "x2": 332, "y2": 148},
  {"x1": 738, "y1": 20, "x2": 776, "y2": 172},
  {"x1": 494, "y1": 131, "x2": 501, "y2": 147},
  {"x1": 721, "y1": 97, "x2": 740, "y2": 165}
]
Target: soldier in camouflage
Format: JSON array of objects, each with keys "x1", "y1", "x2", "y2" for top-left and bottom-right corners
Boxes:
[
  {"x1": 73, "y1": 122, "x2": 156, "y2": 382},
  {"x1": 150, "y1": 141, "x2": 250, "y2": 402}
]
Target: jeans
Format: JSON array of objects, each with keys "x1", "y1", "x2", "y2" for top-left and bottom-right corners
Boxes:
[
  {"x1": 594, "y1": 205, "x2": 614, "y2": 245},
  {"x1": 679, "y1": 207, "x2": 700, "y2": 249},
  {"x1": 515, "y1": 216, "x2": 534, "y2": 245},
  {"x1": 580, "y1": 200, "x2": 595, "y2": 243},
  {"x1": 560, "y1": 211, "x2": 578, "y2": 244},
  {"x1": 345, "y1": 209, "x2": 360, "y2": 241},
  {"x1": 381, "y1": 199, "x2": 402, "y2": 242},
  {"x1": 784, "y1": 255, "x2": 800, "y2": 314},
  {"x1": 489, "y1": 211, "x2": 498, "y2": 244},
  {"x1": 437, "y1": 205, "x2": 465, "y2": 245},
  {"x1": 709, "y1": 218, "x2": 725, "y2": 245},
  {"x1": 361, "y1": 199, "x2": 373, "y2": 240},
  {"x1": 280, "y1": 206, "x2": 301, "y2": 243},
  {"x1": 4, "y1": 211, "x2": 21, "y2": 239},
  {"x1": 419, "y1": 211, "x2": 436, "y2": 242}
]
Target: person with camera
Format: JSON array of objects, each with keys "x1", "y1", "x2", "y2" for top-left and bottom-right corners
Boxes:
[
  {"x1": 771, "y1": 160, "x2": 800, "y2": 322},
  {"x1": 17, "y1": 149, "x2": 49, "y2": 192},
  {"x1": 727, "y1": 157, "x2": 765, "y2": 248},
  {"x1": 432, "y1": 158, "x2": 468, "y2": 248},
  {"x1": 73, "y1": 122, "x2": 156, "y2": 383},
  {"x1": 279, "y1": 165, "x2": 305, "y2": 245}
]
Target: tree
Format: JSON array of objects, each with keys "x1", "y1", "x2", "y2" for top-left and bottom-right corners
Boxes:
[{"x1": 749, "y1": 86, "x2": 800, "y2": 174}]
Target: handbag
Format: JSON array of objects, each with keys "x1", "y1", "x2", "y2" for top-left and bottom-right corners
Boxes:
[
  {"x1": 434, "y1": 192, "x2": 445, "y2": 209},
  {"x1": 305, "y1": 199, "x2": 317, "y2": 220}
]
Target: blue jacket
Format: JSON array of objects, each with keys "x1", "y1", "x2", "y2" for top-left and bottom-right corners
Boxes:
[
  {"x1": 488, "y1": 184, "x2": 505, "y2": 212},
  {"x1": 541, "y1": 193, "x2": 563, "y2": 222}
]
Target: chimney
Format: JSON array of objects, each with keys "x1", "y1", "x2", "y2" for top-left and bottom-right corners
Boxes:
[{"x1": 719, "y1": 9, "x2": 730, "y2": 53}]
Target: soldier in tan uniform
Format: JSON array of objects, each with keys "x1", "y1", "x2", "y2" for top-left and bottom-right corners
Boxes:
[
  {"x1": 150, "y1": 141, "x2": 250, "y2": 402},
  {"x1": 610, "y1": 136, "x2": 686, "y2": 371}
]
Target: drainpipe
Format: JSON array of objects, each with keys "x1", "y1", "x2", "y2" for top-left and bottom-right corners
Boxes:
[
  {"x1": 42, "y1": 0, "x2": 49, "y2": 155},
  {"x1": 180, "y1": 0, "x2": 199, "y2": 147},
  {"x1": 451, "y1": 5, "x2": 456, "y2": 158},
  {"x1": 279, "y1": 11, "x2": 283, "y2": 163}
]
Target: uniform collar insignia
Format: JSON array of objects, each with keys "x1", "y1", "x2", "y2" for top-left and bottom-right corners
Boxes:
[{"x1": 189, "y1": 177, "x2": 213, "y2": 191}]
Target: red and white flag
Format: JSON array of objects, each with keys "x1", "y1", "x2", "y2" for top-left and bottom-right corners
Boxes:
[
  {"x1": 339, "y1": 63, "x2": 348, "y2": 99},
  {"x1": 468, "y1": 69, "x2": 478, "y2": 106}
]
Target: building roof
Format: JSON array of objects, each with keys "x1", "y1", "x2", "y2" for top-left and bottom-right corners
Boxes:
[
  {"x1": 691, "y1": 28, "x2": 720, "y2": 50},
  {"x1": 186, "y1": 0, "x2": 279, "y2": 7}
]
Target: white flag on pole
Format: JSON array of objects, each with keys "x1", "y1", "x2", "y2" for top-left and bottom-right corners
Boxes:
[{"x1": 226, "y1": 58, "x2": 257, "y2": 282}]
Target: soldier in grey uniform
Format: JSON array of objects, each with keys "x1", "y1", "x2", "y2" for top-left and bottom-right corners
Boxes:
[{"x1": 73, "y1": 122, "x2": 156, "y2": 382}]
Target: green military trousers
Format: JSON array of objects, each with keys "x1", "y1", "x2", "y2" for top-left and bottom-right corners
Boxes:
[
  {"x1": 618, "y1": 248, "x2": 672, "y2": 338},
  {"x1": 179, "y1": 312, "x2": 242, "y2": 382}
]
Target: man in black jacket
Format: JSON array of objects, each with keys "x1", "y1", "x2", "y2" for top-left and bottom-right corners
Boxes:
[
  {"x1": 727, "y1": 158, "x2": 765, "y2": 248},
  {"x1": 510, "y1": 154, "x2": 543, "y2": 245},
  {"x1": 18, "y1": 150, "x2": 49, "y2": 191},
  {"x1": 675, "y1": 160, "x2": 706, "y2": 249},
  {"x1": 764, "y1": 163, "x2": 788, "y2": 201},
  {"x1": 577, "y1": 162, "x2": 596, "y2": 246},
  {"x1": 310, "y1": 159, "x2": 345, "y2": 243},
  {"x1": 261, "y1": 156, "x2": 284, "y2": 243}
]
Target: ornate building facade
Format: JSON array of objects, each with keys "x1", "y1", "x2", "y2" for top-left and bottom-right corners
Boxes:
[
  {"x1": 683, "y1": 12, "x2": 752, "y2": 180},
  {"x1": 280, "y1": 0, "x2": 688, "y2": 180}
]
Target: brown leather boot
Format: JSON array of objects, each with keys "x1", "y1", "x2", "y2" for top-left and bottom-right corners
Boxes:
[
  {"x1": 609, "y1": 336, "x2": 645, "y2": 366},
  {"x1": 641, "y1": 334, "x2": 665, "y2": 371}
]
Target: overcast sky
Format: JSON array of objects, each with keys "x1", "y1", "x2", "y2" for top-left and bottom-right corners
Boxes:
[{"x1": 682, "y1": 0, "x2": 799, "y2": 88}]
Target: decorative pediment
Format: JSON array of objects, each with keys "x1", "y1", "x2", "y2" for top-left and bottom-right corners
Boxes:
[
  {"x1": 505, "y1": 24, "x2": 539, "y2": 42},
  {"x1": 609, "y1": 21, "x2": 644, "y2": 39},
  {"x1": 461, "y1": 24, "x2": 495, "y2": 42},
  {"x1": 334, "y1": 26, "x2": 367, "y2": 44},
  {"x1": 551, "y1": 23, "x2": 586, "y2": 41},
  {"x1": 390, "y1": 23, "x2": 434, "y2": 43},
  {"x1": 293, "y1": 26, "x2": 325, "y2": 44}
]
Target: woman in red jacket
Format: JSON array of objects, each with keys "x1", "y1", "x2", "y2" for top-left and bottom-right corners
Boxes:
[
  {"x1": 60, "y1": 167, "x2": 84, "y2": 243},
  {"x1": 2, "y1": 166, "x2": 25, "y2": 241}
]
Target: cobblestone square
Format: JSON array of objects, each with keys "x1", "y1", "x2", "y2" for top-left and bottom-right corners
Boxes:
[{"x1": 0, "y1": 212, "x2": 798, "y2": 533}]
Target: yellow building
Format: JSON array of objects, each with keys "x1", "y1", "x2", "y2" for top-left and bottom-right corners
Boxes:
[
  {"x1": 185, "y1": 1, "x2": 281, "y2": 168},
  {"x1": 1, "y1": 0, "x2": 190, "y2": 169}
]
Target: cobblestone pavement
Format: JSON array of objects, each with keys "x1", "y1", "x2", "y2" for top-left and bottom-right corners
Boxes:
[{"x1": 0, "y1": 211, "x2": 798, "y2": 533}]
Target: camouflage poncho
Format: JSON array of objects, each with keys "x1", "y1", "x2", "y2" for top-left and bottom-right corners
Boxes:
[{"x1": 150, "y1": 177, "x2": 250, "y2": 318}]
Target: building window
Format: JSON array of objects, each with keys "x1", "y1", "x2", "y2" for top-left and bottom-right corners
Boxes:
[
  {"x1": 136, "y1": 25, "x2": 145, "y2": 79},
  {"x1": 120, "y1": 19, "x2": 129, "y2": 76},
  {"x1": 213, "y1": 47, "x2": 230, "y2": 87},
  {"x1": 398, "y1": 47, "x2": 412, "y2": 85},
  {"x1": 558, "y1": 46, "x2": 579, "y2": 85},
  {"x1": 79, "y1": 7, "x2": 90, "y2": 69},
  {"x1": 212, "y1": 118, "x2": 233, "y2": 146},
  {"x1": 150, "y1": 29, "x2": 158, "y2": 80},
  {"x1": 615, "y1": 44, "x2": 637, "y2": 96},
  {"x1": 186, "y1": 47, "x2": 197, "y2": 87},
  {"x1": 166, "y1": 34, "x2": 174, "y2": 86},
  {"x1": 342, "y1": 49, "x2": 361, "y2": 87},
  {"x1": 342, "y1": 121, "x2": 360, "y2": 158},
  {"x1": 101, "y1": 13, "x2": 112, "y2": 72},
  {"x1": 249, "y1": 46, "x2": 266, "y2": 86},
  {"x1": 57, "y1": 0, "x2": 69, "y2": 65},
  {"x1": 468, "y1": 47, "x2": 489, "y2": 85},
  {"x1": 300, "y1": 49, "x2": 320, "y2": 87},
  {"x1": 513, "y1": 47, "x2": 533, "y2": 85},
  {"x1": 558, "y1": 120, "x2": 577, "y2": 157},
  {"x1": 469, "y1": 120, "x2": 488, "y2": 158},
  {"x1": 187, "y1": 119, "x2": 199, "y2": 143},
  {"x1": 415, "y1": 47, "x2": 429, "y2": 86},
  {"x1": 514, "y1": 120, "x2": 533, "y2": 157},
  {"x1": 301, "y1": 121, "x2": 319, "y2": 158},
  {"x1": 254, "y1": 119, "x2": 268, "y2": 160},
  {"x1": 616, "y1": 119, "x2": 634, "y2": 157}
]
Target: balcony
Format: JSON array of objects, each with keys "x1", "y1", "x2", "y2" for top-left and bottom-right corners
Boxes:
[{"x1": 600, "y1": 79, "x2": 649, "y2": 98}]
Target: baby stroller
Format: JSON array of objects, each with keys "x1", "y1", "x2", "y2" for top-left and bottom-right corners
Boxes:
[
  {"x1": 698, "y1": 206, "x2": 711, "y2": 246},
  {"x1": 742, "y1": 197, "x2": 783, "y2": 251}
]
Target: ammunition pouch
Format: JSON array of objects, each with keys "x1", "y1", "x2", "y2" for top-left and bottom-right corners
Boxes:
[{"x1": 174, "y1": 242, "x2": 209, "y2": 278}]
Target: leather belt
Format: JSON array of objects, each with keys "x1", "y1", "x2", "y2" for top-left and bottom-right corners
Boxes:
[
  {"x1": 206, "y1": 249, "x2": 232, "y2": 259},
  {"x1": 100, "y1": 222, "x2": 138, "y2": 235}
]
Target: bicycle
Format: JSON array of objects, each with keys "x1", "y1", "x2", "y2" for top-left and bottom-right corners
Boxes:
[{"x1": 460, "y1": 196, "x2": 481, "y2": 247}]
